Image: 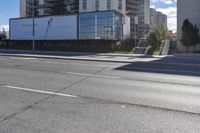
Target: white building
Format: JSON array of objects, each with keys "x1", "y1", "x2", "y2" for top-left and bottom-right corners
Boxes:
[{"x1": 177, "y1": 0, "x2": 200, "y2": 52}]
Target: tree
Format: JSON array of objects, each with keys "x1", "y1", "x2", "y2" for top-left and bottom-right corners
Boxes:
[
  {"x1": 181, "y1": 19, "x2": 190, "y2": 53},
  {"x1": 191, "y1": 25, "x2": 199, "y2": 51},
  {"x1": 181, "y1": 19, "x2": 199, "y2": 53},
  {"x1": 147, "y1": 31, "x2": 158, "y2": 54},
  {"x1": 155, "y1": 22, "x2": 168, "y2": 41},
  {"x1": 0, "y1": 28, "x2": 6, "y2": 40},
  {"x1": 146, "y1": 23, "x2": 167, "y2": 54}
]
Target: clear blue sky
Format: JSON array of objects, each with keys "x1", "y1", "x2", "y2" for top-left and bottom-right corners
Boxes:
[
  {"x1": 0, "y1": 0, "x2": 177, "y2": 31},
  {"x1": 0, "y1": 0, "x2": 19, "y2": 25}
]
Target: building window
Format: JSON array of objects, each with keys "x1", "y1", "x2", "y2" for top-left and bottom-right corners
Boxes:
[
  {"x1": 83, "y1": 0, "x2": 87, "y2": 10},
  {"x1": 95, "y1": 0, "x2": 99, "y2": 11},
  {"x1": 118, "y1": 0, "x2": 122, "y2": 10},
  {"x1": 26, "y1": 0, "x2": 39, "y2": 16},
  {"x1": 26, "y1": 0, "x2": 79, "y2": 16},
  {"x1": 107, "y1": 0, "x2": 111, "y2": 10},
  {"x1": 79, "y1": 11, "x2": 123, "y2": 40}
]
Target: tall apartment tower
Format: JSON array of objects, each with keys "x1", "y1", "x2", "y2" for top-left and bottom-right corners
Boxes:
[
  {"x1": 150, "y1": 8, "x2": 167, "y2": 30},
  {"x1": 177, "y1": 0, "x2": 200, "y2": 52},
  {"x1": 126, "y1": 0, "x2": 140, "y2": 38},
  {"x1": 150, "y1": 8, "x2": 157, "y2": 29},
  {"x1": 79, "y1": 0, "x2": 126, "y2": 14},
  {"x1": 20, "y1": 0, "x2": 79, "y2": 17},
  {"x1": 21, "y1": 0, "x2": 128, "y2": 17},
  {"x1": 20, "y1": 0, "x2": 27, "y2": 17},
  {"x1": 137, "y1": 0, "x2": 150, "y2": 39},
  {"x1": 156, "y1": 11, "x2": 167, "y2": 28}
]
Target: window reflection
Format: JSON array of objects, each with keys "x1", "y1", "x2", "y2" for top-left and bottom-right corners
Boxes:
[{"x1": 79, "y1": 11, "x2": 123, "y2": 40}]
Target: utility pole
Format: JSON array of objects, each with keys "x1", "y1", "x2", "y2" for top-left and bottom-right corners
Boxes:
[{"x1": 32, "y1": 0, "x2": 35, "y2": 52}]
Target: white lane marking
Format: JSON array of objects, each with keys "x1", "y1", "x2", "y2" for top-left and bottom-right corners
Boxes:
[
  {"x1": 0, "y1": 57, "x2": 121, "y2": 79},
  {"x1": 4, "y1": 85, "x2": 77, "y2": 98},
  {"x1": 0, "y1": 58, "x2": 6, "y2": 60},
  {"x1": 124, "y1": 66, "x2": 200, "y2": 75},
  {"x1": 64, "y1": 71, "x2": 121, "y2": 79}
]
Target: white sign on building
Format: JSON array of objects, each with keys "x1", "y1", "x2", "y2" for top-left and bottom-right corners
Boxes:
[{"x1": 10, "y1": 15, "x2": 77, "y2": 40}]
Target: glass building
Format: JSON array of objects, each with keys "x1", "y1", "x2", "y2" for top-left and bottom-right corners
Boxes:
[{"x1": 79, "y1": 11, "x2": 123, "y2": 40}]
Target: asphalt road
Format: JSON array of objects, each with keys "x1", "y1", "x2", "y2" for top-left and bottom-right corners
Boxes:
[{"x1": 0, "y1": 55, "x2": 200, "y2": 133}]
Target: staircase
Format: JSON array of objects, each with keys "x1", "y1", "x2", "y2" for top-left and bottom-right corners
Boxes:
[{"x1": 134, "y1": 38, "x2": 147, "y2": 54}]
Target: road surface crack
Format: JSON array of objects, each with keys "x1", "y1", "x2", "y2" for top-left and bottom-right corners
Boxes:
[
  {"x1": 0, "y1": 64, "x2": 110, "y2": 124},
  {"x1": 0, "y1": 77, "x2": 89, "y2": 125}
]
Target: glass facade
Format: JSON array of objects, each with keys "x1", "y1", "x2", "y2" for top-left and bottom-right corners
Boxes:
[{"x1": 79, "y1": 11, "x2": 123, "y2": 40}]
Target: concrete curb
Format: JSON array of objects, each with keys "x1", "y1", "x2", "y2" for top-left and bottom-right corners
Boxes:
[
  {"x1": 0, "y1": 53, "x2": 135, "y2": 64},
  {"x1": 97, "y1": 53, "x2": 164, "y2": 58},
  {"x1": 0, "y1": 49, "x2": 164, "y2": 58}
]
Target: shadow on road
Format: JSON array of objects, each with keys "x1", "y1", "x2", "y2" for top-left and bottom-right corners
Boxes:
[{"x1": 115, "y1": 55, "x2": 200, "y2": 77}]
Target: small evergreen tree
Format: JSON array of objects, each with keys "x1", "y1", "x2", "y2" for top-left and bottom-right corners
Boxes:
[
  {"x1": 192, "y1": 25, "x2": 199, "y2": 52},
  {"x1": 181, "y1": 19, "x2": 190, "y2": 53},
  {"x1": 181, "y1": 19, "x2": 199, "y2": 53}
]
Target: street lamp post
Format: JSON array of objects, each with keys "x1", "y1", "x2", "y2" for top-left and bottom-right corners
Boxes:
[
  {"x1": 134, "y1": 23, "x2": 136, "y2": 46},
  {"x1": 134, "y1": 16, "x2": 138, "y2": 47},
  {"x1": 32, "y1": 0, "x2": 35, "y2": 52}
]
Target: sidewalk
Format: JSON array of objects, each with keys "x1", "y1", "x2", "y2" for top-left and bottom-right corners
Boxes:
[
  {"x1": 0, "y1": 49, "x2": 163, "y2": 57},
  {"x1": 0, "y1": 49, "x2": 199, "y2": 67},
  {"x1": 0, "y1": 49, "x2": 164, "y2": 63}
]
